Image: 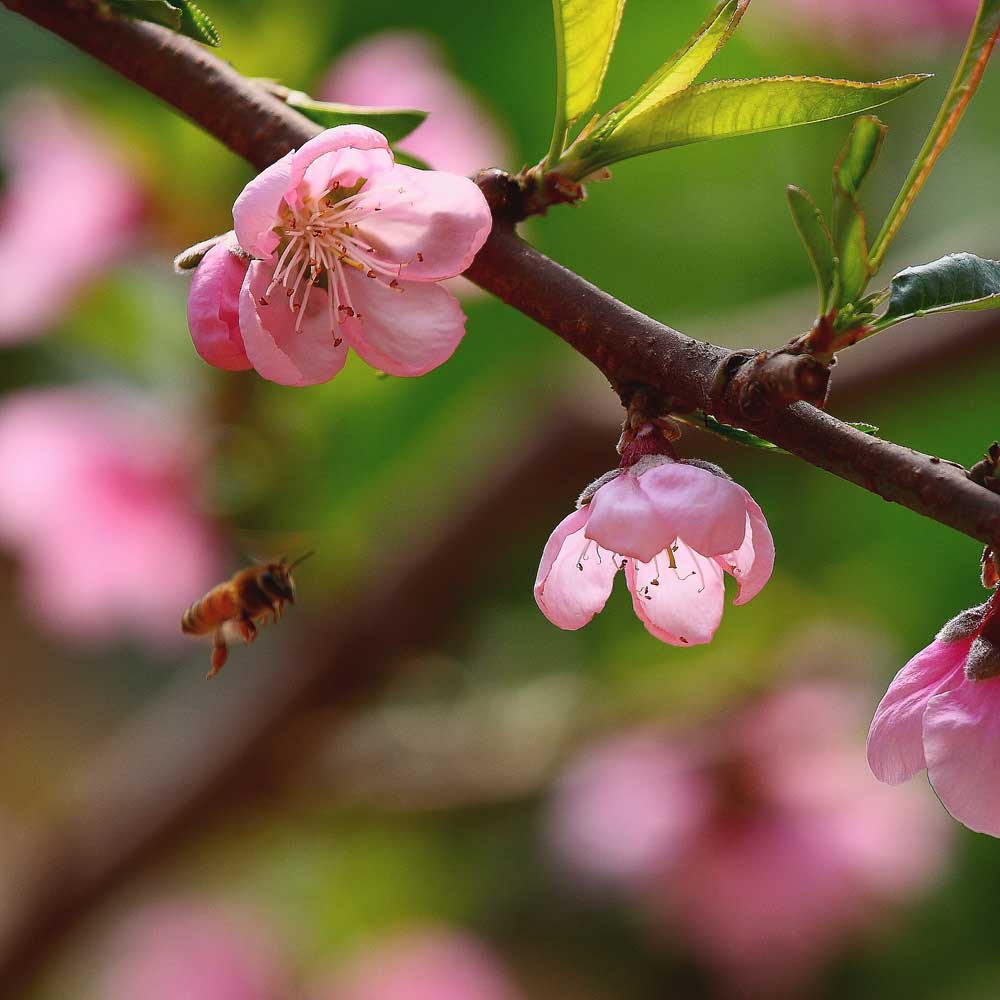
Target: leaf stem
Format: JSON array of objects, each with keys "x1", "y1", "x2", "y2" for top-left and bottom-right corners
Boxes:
[
  {"x1": 869, "y1": 3, "x2": 1000, "y2": 272},
  {"x1": 544, "y1": 0, "x2": 570, "y2": 168}
]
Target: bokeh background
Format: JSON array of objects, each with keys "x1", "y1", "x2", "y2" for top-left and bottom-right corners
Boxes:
[{"x1": 0, "y1": 1, "x2": 998, "y2": 997}]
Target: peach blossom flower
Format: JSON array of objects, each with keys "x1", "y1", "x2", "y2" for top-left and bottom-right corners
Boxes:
[
  {"x1": 315, "y1": 929, "x2": 522, "y2": 1000},
  {"x1": 549, "y1": 682, "x2": 951, "y2": 995},
  {"x1": 756, "y1": 0, "x2": 980, "y2": 54},
  {"x1": 319, "y1": 31, "x2": 510, "y2": 177},
  {"x1": 101, "y1": 900, "x2": 291, "y2": 1000},
  {"x1": 186, "y1": 125, "x2": 492, "y2": 386},
  {"x1": 0, "y1": 389, "x2": 221, "y2": 643},
  {"x1": 0, "y1": 90, "x2": 141, "y2": 342},
  {"x1": 868, "y1": 594, "x2": 1000, "y2": 835},
  {"x1": 534, "y1": 455, "x2": 773, "y2": 645}
]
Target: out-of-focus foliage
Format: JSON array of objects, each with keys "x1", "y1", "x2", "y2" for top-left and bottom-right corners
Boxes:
[{"x1": 0, "y1": 1, "x2": 999, "y2": 998}]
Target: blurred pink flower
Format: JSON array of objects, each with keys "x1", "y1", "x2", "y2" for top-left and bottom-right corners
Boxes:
[
  {"x1": 320, "y1": 31, "x2": 510, "y2": 177},
  {"x1": 0, "y1": 90, "x2": 141, "y2": 342},
  {"x1": 316, "y1": 929, "x2": 521, "y2": 1000},
  {"x1": 187, "y1": 125, "x2": 492, "y2": 386},
  {"x1": 868, "y1": 595, "x2": 1000, "y2": 836},
  {"x1": 0, "y1": 388, "x2": 221, "y2": 643},
  {"x1": 101, "y1": 900, "x2": 291, "y2": 1000},
  {"x1": 754, "y1": 0, "x2": 980, "y2": 54},
  {"x1": 549, "y1": 682, "x2": 951, "y2": 995},
  {"x1": 534, "y1": 453, "x2": 773, "y2": 645}
]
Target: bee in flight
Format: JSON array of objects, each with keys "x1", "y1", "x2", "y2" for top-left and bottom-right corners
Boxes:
[{"x1": 181, "y1": 552, "x2": 314, "y2": 678}]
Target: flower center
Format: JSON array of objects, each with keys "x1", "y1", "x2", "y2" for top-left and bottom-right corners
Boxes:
[{"x1": 260, "y1": 183, "x2": 415, "y2": 339}]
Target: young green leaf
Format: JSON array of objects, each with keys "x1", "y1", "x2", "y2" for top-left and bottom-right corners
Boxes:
[
  {"x1": 282, "y1": 92, "x2": 428, "y2": 145},
  {"x1": 176, "y1": 1, "x2": 220, "y2": 46},
  {"x1": 547, "y1": 0, "x2": 626, "y2": 164},
  {"x1": 614, "y1": 0, "x2": 751, "y2": 121},
  {"x1": 685, "y1": 413, "x2": 787, "y2": 452},
  {"x1": 848, "y1": 421, "x2": 880, "y2": 436},
  {"x1": 107, "y1": 0, "x2": 182, "y2": 32},
  {"x1": 787, "y1": 185, "x2": 837, "y2": 314},
  {"x1": 831, "y1": 116, "x2": 886, "y2": 307},
  {"x1": 874, "y1": 253, "x2": 1000, "y2": 331},
  {"x1": 567, "y1": 74, "x2": 928, "y2": 174},
  {"x1": 870, "y1": 0, "x2": 1000, "y2": 269}
]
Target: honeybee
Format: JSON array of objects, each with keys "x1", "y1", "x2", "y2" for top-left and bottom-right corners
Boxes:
[{"x1": 181, "y1": 552, "x2": 313, "y2": 678}]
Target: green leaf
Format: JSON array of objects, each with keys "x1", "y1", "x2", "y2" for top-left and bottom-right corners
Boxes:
[
  {"x1": 848, "y1": 421, "x2": 880, "y2": 436},
  {"x1": 553, "y1": 0, "x2": 626, "y2": 127},
  {"x1": 875, "y1": 253, "x2": 1000, "y2": 331},
  {"x1": 390, "y1": 150, "x2": 431, "y2": 171},
  {"x1": 107, "y1": 0, "x2": 182, "y2": 31},
  {"x1": 616, "y1": 0, "x2": 750, "y2": 121},
  {"x1": 283, "y1": 92, "x2": 428, "y2": 145},
  {"x1": 870, "y1": 0, "x2": 1000, "y2": 269},
  {"x1": 787, "y1": 185, "x2": 837, "y2": 315},
  {"x1": 571, "y1": 74, "x2": 929, "y2": 173},
  {"x1": 687, "y1": 413, "x2": 787, "y2": 452},
  {"x1": 831, "y1": 116, "x2": 886, "y2": 307},
  {"x1": 176, "y1": 1, "x2": 220, "y2": 46}
]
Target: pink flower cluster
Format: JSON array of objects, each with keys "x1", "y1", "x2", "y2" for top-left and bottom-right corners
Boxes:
[
  {"x1": 187, "y1": 126, "x2": 492, "y2": 386},
  {"x1": 535, "y1": 454, "x2": 773, "y2": 645},
  {"x1": 0, "y1": 389, "x2": 220, "y2": 643},
  {"x1": 100, "y1": 899, "x2": 522, "y2": 1000},
  {"x1": 549, "y1": 682, "x2": 951, "y2": 994},
  {"x1": 0, "y1": 90, "x2": 141, "y2": 342},
  {"x1": 868, "y1": 593, "x2": 1000, "y2": 835}
]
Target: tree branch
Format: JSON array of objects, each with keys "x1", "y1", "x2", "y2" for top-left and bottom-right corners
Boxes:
[{"x1": 4, "y1": 0, "x2": 1000, "y2": 547}]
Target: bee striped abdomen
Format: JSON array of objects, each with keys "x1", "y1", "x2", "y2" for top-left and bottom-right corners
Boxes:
[{"x1": 181, "y1": 584, "x2": 237, "y2": 635}]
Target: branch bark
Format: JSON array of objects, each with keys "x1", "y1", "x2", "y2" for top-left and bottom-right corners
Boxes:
[{"x1": 5, "y1": 0, "x2": 999, "y2": 546}]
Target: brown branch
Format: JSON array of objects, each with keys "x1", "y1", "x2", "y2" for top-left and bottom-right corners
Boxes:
[{"x1": 6, "y1": 0, "x2": 998, "y2": 546}]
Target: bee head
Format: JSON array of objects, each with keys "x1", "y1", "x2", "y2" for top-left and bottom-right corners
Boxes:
[{"x1": 260, "y1": 563, "x2": 296, "y2": 603}]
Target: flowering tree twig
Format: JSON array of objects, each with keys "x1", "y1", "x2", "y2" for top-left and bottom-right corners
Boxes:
[{"x1": 5, "y1": 0, "x2": 1000, "y2": 547}]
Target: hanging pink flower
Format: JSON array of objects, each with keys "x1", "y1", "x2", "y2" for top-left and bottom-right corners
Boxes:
[
  {"x1": 0, "y1": 389, "x2": 221, "y2": 643},
  {"x1": 319, "y1": 31, "x2": 511, "y2": 177},
  {"x1": 868, "y1": 593, "x2": 1000, "y2": 836},
  {"x1": 549, "y1": 681, "x2": 951, "y2": 995},
  {"x1": 101, "y1": 900, "x2": 291, "y2": 1000},
  {"x1": 534, "y1": 453, "x2": 773, "y2": 645},
  {"x1": 314, "y1": 929, "x2": 522, "y2": 1000},
  {"x1": 0, "y1": 89, "x2": 141, "y2": 342},
  {"x1": 185, "y1": 125, "x2": 492, "y2": 386}
]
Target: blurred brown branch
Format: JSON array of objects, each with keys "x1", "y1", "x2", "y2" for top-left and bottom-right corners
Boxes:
[{"x1": 4, "y1": 0, "x2": 1000, "y2": 548}]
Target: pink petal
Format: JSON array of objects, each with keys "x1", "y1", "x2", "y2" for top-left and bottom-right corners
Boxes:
[
  {"x1": 626, "y1": 541, "x2": 725, "y2": 646},
  {"x1": 638, "y1": 463, "x2": 750, "y2": 557},
  {"x1": 534, "y1": 508, "x2": 618, "y2": 630},
  {"x1": 287, "y1": 125, "x2": 393, "y2": 204},
  {"x1": 319, "y1": 31, "x2": 512, "y2": 176},
  {"x1": 187, "y1": 240, "x2": 252, "y2": 371},
  {"x1": 717, "y1": 490, "x2": 775, "y2": 606},
  {"x1": 867, "y1": 637, "x2": 970, "y2": 785},
  {"x1": 238, "y1": 261, "x2": 348, "y2": 386},
  {"x1": 340, "y1": 273, "x2": 466, "y2": 376},
  {"x1": 232, "y1": 149, "x2": 295, "y2": 259},
  {"x1": 584, "y1": 473, "x2": 672, "y2": 564},
  {"x1": 924, "y1": 674, "x2": 1000, "y2": 835},
  {"x1": 354, "y1": 165, "x2": 492, "y2": 281}
]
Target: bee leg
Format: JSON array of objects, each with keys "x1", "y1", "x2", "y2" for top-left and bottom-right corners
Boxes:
[
  {"x1": 238, "y1": 614, "x2": 259, "y2": 645},
  {"x1": 271, "y1": 599, "x2": 283, "y2": 625},
  {"x1": 206, "y1": 631, "x2": 229, "y2": 680}
]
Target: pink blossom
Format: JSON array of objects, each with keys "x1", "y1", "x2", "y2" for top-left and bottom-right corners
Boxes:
[
  {"x1": 549, "y1": 682, "x2": 951, "y2": 995},
  {"x1": 319, "y1": 31, "x2": 510, "y2": 177},
  {"x1": 755, "y1": 0, "x2": 980, "y2": 54},
  {"x1": 315, "y1": 929, "x2": 522, "y2": 1000},
  {"x1": 186, "y1": 125, "x2": 492, "y2": 386},
  {"x1": 100, "y1": 900, "x2": 291, "y2": 1000},
  {"x1": 534, "y1": 455, "x2": 773, "y2": 645},
  {"x1": 0, "y1": 90, "x2": 141, "y2": 342},
  {"x1": 0, "y1": 389, "x2": 221, "y2": 643},
  {"x1": 868, "y1": 595, "x2": 1000, "y2": 836}
]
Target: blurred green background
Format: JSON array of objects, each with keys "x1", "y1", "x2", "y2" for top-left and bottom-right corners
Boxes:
[{"x1": 0, "y1": 1, "x2": 998, "y2": 997}]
